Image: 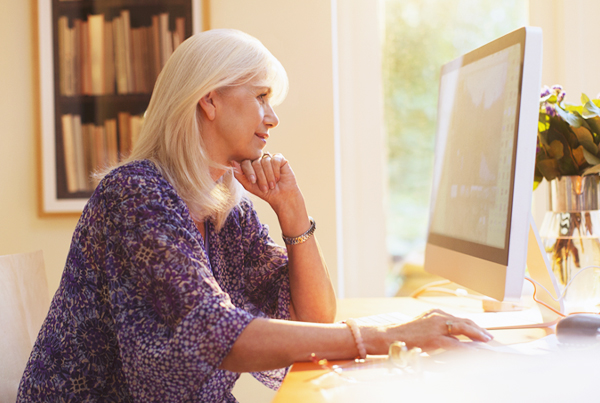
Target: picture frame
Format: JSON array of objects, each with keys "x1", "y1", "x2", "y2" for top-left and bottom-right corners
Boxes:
[{"x1": 36, "y1": 0, "x2": 209, "y2": 214}]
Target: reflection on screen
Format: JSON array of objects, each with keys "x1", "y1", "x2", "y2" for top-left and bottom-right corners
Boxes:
[{"x1": 430, "y1": 44, "x2": 521, "y2": 249}]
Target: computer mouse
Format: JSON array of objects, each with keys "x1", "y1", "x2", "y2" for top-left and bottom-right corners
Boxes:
[{"x1": 556, "y1": 314, "x2": 600, "y2": 344}]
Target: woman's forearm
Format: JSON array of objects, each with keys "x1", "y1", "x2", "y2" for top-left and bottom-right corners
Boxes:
[
  {"x1": 287, "y1": 235, "x2": 336, "y2": 323},
  {"x1": 274, "y1": 194, "x2": 337, "y2": 323},
  {"x1": 219, "y1": 318, "x2": 356, "y2": 372}
]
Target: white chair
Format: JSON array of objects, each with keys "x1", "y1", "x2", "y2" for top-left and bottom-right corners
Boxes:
[{"x1": 0, "y1": 251, "x2": 50, "y2": 403}]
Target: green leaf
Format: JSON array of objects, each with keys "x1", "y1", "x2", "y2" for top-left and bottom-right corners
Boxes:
[
  {"x1": 540, "y1": 94, "x2": 557, "y2": 104},
  {"x1": 582, "y1": 147, "x2": 600, "y2": 166},
  {"x1": 547, "y1": 115, "x2": 578, "y2": 149},
  {"x1": 583, "y1": 165, "x2": 600, "y2": 176},
  {"x1": 572, "y1": 126, "x2": 598, "y2": 155},
  {"x1": 565, "y1": 104, "x2": 584, "y2": 115},
  {"x1": 583, "y1": 100, "x2": 600, "y2": 119},
  {"x1": 548, "y1": 140, "x2": 564, "y2": 159},
  {"x1": 555, "y1": 105, "x2": 584, "y2": 127},
  {"x1": 536, "y1": 158, "x2": 560, "y2": 181},
  {"x1": 533, "y1": 165, "x2": 544, "y2": 190},
  {"x1": 555, "y1": 138, "x2": 580, "y2": 174},
  {"x1": 573, "y1": 145, "x2": 587, "y2": 167},
  {"x1": 538, "y1": 123, "x2": 554, "y2": 148},
  {"x1": 586, "y1": 117, "x2": 600, "y2": 141},
  {"x1": 538, "y1": 113, "x2": 550, "y2": 133},
  {"x1": 582, "y1": 93, "x2": 591, "y2": 105}
]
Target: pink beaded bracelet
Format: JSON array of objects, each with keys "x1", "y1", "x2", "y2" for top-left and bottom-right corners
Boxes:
[{"x1": 344, "y1": 318, "x2": 367, "y2": 359}]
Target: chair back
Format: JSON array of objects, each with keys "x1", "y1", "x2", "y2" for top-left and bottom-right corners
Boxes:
[{"x1": 0, "y1": 250, "x2": 50, "y2": 403}]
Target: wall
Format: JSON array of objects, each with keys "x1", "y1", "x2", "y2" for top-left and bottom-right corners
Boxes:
[{"x1": 0, "y1": 0, "x2": 79, "y2": 293}]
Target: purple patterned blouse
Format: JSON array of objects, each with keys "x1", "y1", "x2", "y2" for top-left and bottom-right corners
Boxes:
[{"x1": 18, "y1": 160, "x2": 291, "y2": 402}]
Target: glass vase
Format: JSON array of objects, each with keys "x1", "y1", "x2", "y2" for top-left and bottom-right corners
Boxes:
[{"x1": 539, "y1": 175, "x2": 600, "y2": 312}]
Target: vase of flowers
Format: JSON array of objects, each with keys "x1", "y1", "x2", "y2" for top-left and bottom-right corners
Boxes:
[{"x1": 536, "y1": 85, "x2": 600, "y2": 311}]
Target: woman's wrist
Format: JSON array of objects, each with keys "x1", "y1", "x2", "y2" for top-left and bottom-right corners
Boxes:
[
  {"x1": 282, "y1": 217, "x2": 316, "y2": 245},
  {"x1": 271, "y1": 191, "x2": 310, "y2": 237},
  {"x1": 344, "y1": 319, "x2": 367, "y2": 359},
  {"x1": 360, "y1": 325, "x2": 390, "y2": 355}
]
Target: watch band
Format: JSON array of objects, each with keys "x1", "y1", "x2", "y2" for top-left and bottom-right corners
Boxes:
[{"x1": 282, "y1": 217, "x2": 316, "y2": 245}]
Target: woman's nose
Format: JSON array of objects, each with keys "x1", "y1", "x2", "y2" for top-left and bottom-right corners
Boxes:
[{"x1": 264, "y1": 103, "x2": 279, "y2": 129}]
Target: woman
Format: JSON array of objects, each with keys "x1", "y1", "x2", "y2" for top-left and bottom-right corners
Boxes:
[{"x1": 18, "y1": 29, "x2": 492, "y2": 402}]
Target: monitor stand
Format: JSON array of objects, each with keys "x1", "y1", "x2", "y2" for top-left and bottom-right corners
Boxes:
[{"x1": 526, "y1": 214, "x2": 565, "y2": 322}]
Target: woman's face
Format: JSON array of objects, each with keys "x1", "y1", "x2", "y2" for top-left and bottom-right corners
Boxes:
[{"x1": 204, "y1": 76, "x2": 279, "y2": 165}]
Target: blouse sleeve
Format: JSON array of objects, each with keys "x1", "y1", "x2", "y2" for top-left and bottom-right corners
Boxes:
[
  {"x1": 237, "y1": 199, "x2": 293, "y2": 389},
  {"x1": 101, "y1": 170, "x2": 255, "y2": 400},
  {"x1": 239, "y1": 199, "x2": 291, "y2": 321}
]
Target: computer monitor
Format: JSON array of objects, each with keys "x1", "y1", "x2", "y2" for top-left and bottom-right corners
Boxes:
[{"x1": 424, "y1": 27, "x2": 550, "y2": 304}]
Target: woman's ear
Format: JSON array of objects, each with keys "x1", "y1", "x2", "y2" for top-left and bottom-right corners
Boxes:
[{"x1": 198, "y1": 92, "x2": 217, "y2": 121}]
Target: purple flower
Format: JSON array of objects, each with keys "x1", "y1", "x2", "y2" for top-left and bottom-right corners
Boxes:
[
  {"x1": 545, "y1": 103, "x2": 557, "y2": 116},
  {"x1": 558, "y1": 91, "x2": 566, "y2": 102},
  {"x1": 551, "y1": 84, "x2": 563, "y2": 92},
  {"x1": 540, "y1": 86, "x2": 551, "y2": 98}
]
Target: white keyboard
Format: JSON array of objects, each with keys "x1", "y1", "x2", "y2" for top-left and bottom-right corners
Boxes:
[{"x1": 354, "y1": 311, "x2": 412, "y2": 326}]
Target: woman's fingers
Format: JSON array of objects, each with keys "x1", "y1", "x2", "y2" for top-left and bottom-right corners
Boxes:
[
  {"x1": 433, "y1": 313, "x2": 493, "y2": 342},
  {"x1": 417, "y1": 309, "x2": 492, "y2": 342},
  {"x1": 393, "y1": 310, "x2": 493, "y2": 352},
  {"x1": 270, "y1": 154, "x2": 288, "y2": 182},
  {"x1": 233, "y1": 153, "x2": 289, "y2": 194},
  {"x1": 256, "y1": 155, "x2": 276, "y2": 192},
  {"x1": 449, "y1": 319, "x2": 493, "y2": 342},
  {"x1": 239, "y1": 160, "x2": 257, "y2": 185}
]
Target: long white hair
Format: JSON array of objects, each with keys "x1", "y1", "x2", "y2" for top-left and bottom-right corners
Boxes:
[{"x1": 124, "y1": 29, "x2": 288, "y2": 229}]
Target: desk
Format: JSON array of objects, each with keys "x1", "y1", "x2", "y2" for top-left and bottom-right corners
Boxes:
[{"x1": 272, "y1": 297, "x2": 599, "y2": 403}]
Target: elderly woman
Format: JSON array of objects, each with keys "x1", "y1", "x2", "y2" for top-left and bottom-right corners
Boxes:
[{"x1": 18, "y1": 29, "x2": 492, "y2": 402}]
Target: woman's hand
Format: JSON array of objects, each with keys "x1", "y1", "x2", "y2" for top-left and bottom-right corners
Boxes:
[
  {"x1": 365, "y1": 309, "x2": 494, "y2": 353},
  {"x1": 231, "y1": 153, "x2": 302, "y2": 215}
]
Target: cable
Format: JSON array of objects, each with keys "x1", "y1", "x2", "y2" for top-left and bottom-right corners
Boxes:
[
  {"x1": 524, "y1": 277, "x2": 566, "y2": 318},
  {"x1": 524, "y1": 264, "x2": 600, "y2": 317},
  {"x1": 525, "y1": 264, "x2": 600, "y2": 303},
  {"x1": 409, "y1": 279, "x2": 452, "y2": 298},
  {"x1": 485, "y1": 318, "x2": 559, "y2": 331},
  {"x1": 557, "y1": 264, "x2": 600, "y2": 301}
]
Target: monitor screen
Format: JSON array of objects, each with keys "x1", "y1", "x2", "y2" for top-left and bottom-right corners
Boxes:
[{"x1": 424, "y1": 27, "x2": 542, "y2": 301}]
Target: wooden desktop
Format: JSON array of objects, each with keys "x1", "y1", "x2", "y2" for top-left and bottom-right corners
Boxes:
[{"x1": 272, "y1": 296, "x2": 554, "y2": 403}]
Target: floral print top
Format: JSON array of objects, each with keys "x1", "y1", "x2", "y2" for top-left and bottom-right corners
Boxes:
[{"x1": 17, "y1": 160, "x2": 291, "y2": 402}]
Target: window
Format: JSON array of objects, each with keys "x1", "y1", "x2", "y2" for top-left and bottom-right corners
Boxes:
[{"x1": 382, "y1": 0, "x2": 529, "y2": 294}]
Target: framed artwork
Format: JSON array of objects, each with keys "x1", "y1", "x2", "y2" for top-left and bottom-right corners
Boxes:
[{"x1": 37, "y1": 0, "x2": 209, "y2": 214}]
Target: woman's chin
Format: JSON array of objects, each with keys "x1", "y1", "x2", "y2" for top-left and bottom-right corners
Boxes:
[{"x1": 231, "y1": 152, "x2": 262, "y2": 164}]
